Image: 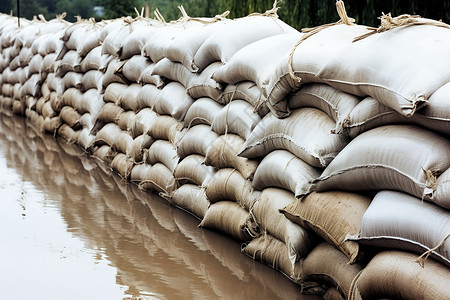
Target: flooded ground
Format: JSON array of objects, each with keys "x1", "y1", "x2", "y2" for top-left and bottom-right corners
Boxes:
[{"x1": 0, "y1": 111, "x2": 320, "y2": 300}]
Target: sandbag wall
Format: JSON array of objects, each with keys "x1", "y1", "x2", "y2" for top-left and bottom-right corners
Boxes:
[{"x1": 1, "y1": 3, "x2": 450, "y2": 299}]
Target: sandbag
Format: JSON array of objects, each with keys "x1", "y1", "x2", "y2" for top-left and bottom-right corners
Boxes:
[
  {"x1": 312, "y1": 125, "x2": 450, "y2": 200},
  {"x1": 117, "y1": 83, "x2": 142, "y2": 111},
  {"x1": 252, "y1": 188, "x2": 316, "y2": 264},
  {"x1": 136, "y1": 162, "x2": 177, "y2": 195},
  {"x1": 77, "y1": 89, "x2": 103, "y2": 116},
  {"x1": 62, "y1": 71, "x2": 83, "y2": 91},
  {"x1": 41, "y1": 100, "x2": 56, "y2": 119},
  {"x1": 147, "y1": 115, "x2": 185, "y2": 144},
  {"x1": 129, "y1": 133, "x2": 154, "y2": 163},
  {"x1": 152, "y1": 82, "x2": 194, "y2": 121},
  {"x1": 217, "y1": 81, "x2": 266, "y2": 114},
  {"x1": 147, "y1": 139, "x2": 179, "y2": 173},
  {"x1": 240, "y1": 108, "x2": 349, "y2": 168},
  {"x1": 42, "y1": 116, "x2": 61, "y2": 134},
  {"x1": 42, "y1": 52, "x2": 58, "y2": 73},
  {"x1": 79, "y1": 113, "x2": 96, "y2": 132},
  {"x1": 204, "y1": 134, "x2": 258, "y2": 180},
  {"x1": 170, "y1": 184, "x2": 210, "y2": 220},
  {"x1": 211, "y1": 100, "x2": 261, "y2": 140},
  {"x1": 347, "y1": 190, "x2": 450, "y2": 267},
  {"x1": 57, "y1": 124, "x2": 80, "y2": 143},
  {"x1": 281, "y1": 191, "x2": 372, "y2": 263},
  {"x1": 199, "y1": 201, "x2": 254, "y2": 242},
  {"x1": 302, "y1": 243, "x2": 362, "y2": 299},
  {"x1": 119, "y1": 25, "x2": 160, "y2": 59},
  {"x1": 183, "y1": 97, "x2": 223, "y2": 128},
  {"x1": 60, "y1": 106, "x2": 81, "y2": 129},
  {"x1": 174, "y1": 154, "x2": 215, "y2": 187},
  {"x1": 252, "y1": 150, "x2": 321, "y2": 198},
  {"x1": 77, "y1": 127, "x2": 95, "y2": 151},
  {"x1": 28, "y1": 54, "x2": 44, "y2": 75},
  {"x1": 137, "y1": 63, "x2": 164, "y2": 87},
  {"x1": 289, "y1": 83, "x2": 361, "y2": 133},
  {"x1": 94, "y1": 123, "x2": 133, "y2": 155},
  {"x1": 92, "y1": 145, "x2": 117, "y2": 163},
  {"x1": 131, "y1": 108, "x2": 158, "y2": 138},
  {"x1": 102, "y1": 58, "x2": 129, "y2": 88},
  {"x1": 242, "y1": 233, "x2": 302, "y2": 282},
  {"x1": 135, "y1": 83, "x2": 161, "y2": 110},
  {"x1": 64, "y1": 21, "x2": 101, "y2": 57},
  {"x1": 186, "y1": 62, "x2": 223, "y2": 100},
  {"x1": 130, "y1": 162, "x2": 152, "y2": 183},
  {"x1": 49, "y1": 91, "x2": 63, "y2": 112},
  {"x1": 176, "y1": 124, "x2": 219, "y2": 160},
  {"x1": 151, "y1": 58, "x2": 193, "y2": 88},
  {"x1": 116, "y1": 110, "x2": 136, "y2": 132},
  {"x1": 19, "y1": 74, "x2": 41, "y2": 98},
  {"x1": 111, "y1": 152, "x2": 133, "y2": 179},
  {"x1": 205, "y1": 168, "x2": 258, "y2": 211},
  {"x1": 434, "y1": 168, "x2": 450, "y2": 209},
  {"x1": 97, "y1": 102, "x2": 124, "y2": 124},
  {"x1": 101, "y1": 18, "x2": 147, "y2": 57},
  {"x1": 103, "y1": 82, "x2": 127, "y2": 103},
  {"x1": 81, "y1": 70, "x2": 103, "y2": 91},
  {"x1": 120, "y1": 55, "x2": 152, "y2": 83},
  {"x1": 80, "y1": 45, "x2": 102, "y2": 72},
  {"x1": 193, "y1": 14, "x2": 296, "y2": 72},
  {"x1": 348, "y1": 250, "x2": 450, "y2": 300}
]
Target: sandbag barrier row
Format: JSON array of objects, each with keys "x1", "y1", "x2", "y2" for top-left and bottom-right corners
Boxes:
[{"x1": 1, "y1": 1, "x2": 450, "y2": 298}]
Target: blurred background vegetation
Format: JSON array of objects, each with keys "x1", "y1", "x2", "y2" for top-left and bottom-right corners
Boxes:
[{"x1": 1, "y1": 0, "x2": 450, "y2": 29}]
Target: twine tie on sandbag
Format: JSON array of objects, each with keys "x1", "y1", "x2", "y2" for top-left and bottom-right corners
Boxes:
[
  {"x1": 288, "y1": 0, "x2": 355, "y2": 84},
  {"x1": 249, "y1": 0, "x2": 281, "y2": 18},
  {"x1": 353, "y1": 13, "x2": 450, "y2": 42},
  {"x1": 422, "y1": 168, "x2": 438, "y2": 201},
  {"x1": 154, "y1": 8, "x2": 166, "y2": 24},
  {"x1": 415, "y1": 233, "x2": 450, "y2": 267}
]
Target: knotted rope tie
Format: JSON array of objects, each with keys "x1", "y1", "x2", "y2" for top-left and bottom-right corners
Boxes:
[
  {"x1": 249, "y1": 0, "x2": 281, "y2": 18},
  {"x1": 288, "y1": 0, "x2": 355, "y2": 83},
  {"x1": 154, "y1": 8, "x2": 166, "y2": 24},
  {"x1": 416, "y1": 233, "x2": 450, "y2": 267}
]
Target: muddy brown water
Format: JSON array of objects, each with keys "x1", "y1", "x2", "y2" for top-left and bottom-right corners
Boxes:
[{"x1": 0, "y1": 111, "x2": 320, "y2": 300}]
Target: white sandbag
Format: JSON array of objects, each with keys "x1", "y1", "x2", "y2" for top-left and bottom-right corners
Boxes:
[
  {"x1": 65, "y1": 21, "x2": 102, "y2": 57},
  {"x1": 103, "y1": 82, "x2": 127, "y2": 103},
  {"x1": 57, "y1": 49, "x2": 81, "y2": 76},
  {"x1": 111, "y1": 152, "x2": 134, "y2": 179},
  {"x1": 193, "y1": 14, "x2": 297, "y2": 72},
  {"x1": 121, "y1": 55, "x2": 152, "y2": 83},
  {"x1": 147, "y1": 139, "x2": 179, "y2": 173},
  {"x1": 41, "y1": 100, "x2": 56, "y2": 119},
  {"x1": 49, "y1": 91, "x2": 63, "y2": 112},
  {"x1": 131, "y1": 108, "x2": 158, "y2": 138},
  {"x1": 312, "y1": 125, "x2": 450, "y2": 200},
  {"x1": 199, "y1": 201, "x2": 254, "y2": 242},
  {"x1": 77, "y1": 89, "x2": 103, "y2": 116},
  {"x1": 151, "y1": 58, "x2": 193, "y2": 88},
  {"x1": 347, "y1": 190, "x2": 450, "y2": 267},
  {"x1": 252, "y1": 150, "x2": 321, "y2": 197},
  {"x1": 102, "y1": 58, "x2": 129, "y2": 88},
  {"x1": 170, "y1": 184, "x2": 210, "y2": 220},
  {"x1": 211, "y1": 100, "x2": 261, "y2": 140},
  {"x1": 186, "y1": 62, "x2": 223, "y2": 100},
  {"x1": 80, "y1": 45, "x2": 102, "y2": 72},
  {"x1": 94, "y1": 123, "x2": 133, "y2": 155},
  {"x1": 116, "y1": 110, "x2": 136, "y2": 132},
  {"x1": 152, "y1": 82, "x2": 194, "y2": 121},
  {"x1": 79, "y1": 113, "x2": 96, "y2": 132},
  {"x1": 81, "y1": 70, "x2": 103, "y2": 91},
  {"x1": 135, "y1": 83, "x2": 161, "y2": 110},
  {"x1": 42, "y1": 53, "x2": 58, "y2": 73},
  {"x1": 101, "y1": 18, "x2": 148, "y2": 57},
  {"x1": 77, "y1": 127, "x2": 95, "y2": 151},
  {"x1": 93, "y1": 145, "x2": 117, "y2": 164},
  {"x1": 28, "y1": 54, "x2": 44, "y2": 75},
  {"x1": 60, "y1": 106, "x2": 81, "y2": 129},
  {"x1": 119, "y1": 25, "x2": 160, "y2": 60},
  {"x1": 62, "y1": 71, "x2": 83, "y2": 91},
  {"x1": 177, "y1": 124, "x2": 219, "y2": 159},
  {"x1": 36, "y1": 98, "x2": 45, "y2": 115},
  {"x1": 252, "y1": 188, "x2": 316, "y2": 263},
  {"x1": 217, "y1": 81, "x2": 269, "y2": 117},
  {"x1": 289, "y1": 83, "x2": 361, "y2": 133},
  {"x1": 174, "y1": 154, "x2": 215, "y2": 187},
  {"x1": 348, "y1": 250, "x2": 450, "y2": 300},
  {"x1": 129, "y1": 133, "x2": 154, "y2": 163},
  {"x1": 97, "y1": 102, "x2": 124, "y2": 124},
  {"x1": 183, "y1": 97, "x2": 223, "y2": 128},
  {"x1": 130, "y1": 163, "x2": 152, "y2": 183},
  {"x1": 46, "y1": 73, "x2": 63, "y2": 95},
  {"x1": 137, "y1": 162, "x2": 177, "y2": 195},
  {"x1": 240, "y1": 108, "x2": 349, "y2": 168},
  {"x1": 281, "y1": 191, "x2": 372, "y2": 263},
  {"x1": 302, "y1": 243, "x2": 362, "y2": 299},
  {"x1": 204, "y1": 134, "x2": 258, "y2": 180},
  {"x1": 57, "y1": 123, "x2": 80, "y2": 143},
  {"x1": 205, "y1": 168, "x2": 258, "y2": 211},
  {"x1": 117, "y1": 83, "x2": 142, "y2": 111},
  {"x1": 147, "y1": 115, "x2": 185, "y2": 144},
  {"x1": 19, "y1": 74, "x2": 41, "y2": 98},
  {"x1": 137, "y1": 63, "x2": 164, "y2": 87}
]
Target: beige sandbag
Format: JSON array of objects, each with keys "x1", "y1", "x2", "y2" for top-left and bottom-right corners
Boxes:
[
  {"x1": 94, "y1": 123, "x2": 133, "y2": 155},
  {"x1": 120, "y1": 55, "x2": 152, "y2": 83},
  {"x1": 102, "y1": 58, "x2": 129, "y2": 88},
  {"x1": 111, "y1": 153, "x2": 133, "y2": 179},
  {"x1": 19, "y1": 74, "x2": 41, "y2": 98},
  {"x1": 252, "y1": 188, "x2": 316, "y2": 264},
  {"x1": 217, "y1": 81, "x2": 269, "y2": 117},
  {"x1": 193, "y1": 14, "x2": 297, "y2": 72},
  {"x1": 183, "y1": 97, "x2": 223, "y2": 128},
  {"x1": 348, "y1": 250, "x2": 450, "y2": 300},
  {"x1": 28, "y1": 53, "x2": 44, "y2": 75},
  {"x1": 177, "y1": 124, "x2": 219, "y2": 160},
  {"x1": 46, "y1": 73, "x2": 63, "y2": 95},
  {"x1": 242, "y1": 233, "x2": 302, "y2": 282},
  {"x1": 79, "y1": 113, "x2": 96, "y2": 132},
  {"x1": 174, "y1": 154, "x2": 215, "y2": 187},
  {"x1": 347, "y1": 190, "x2": 450, "y2": 267},
  {"x1": 211, "y1": 100, "x2": 261, "y2": 140},
  {"x1": 97, "y1": 102, "x2": 124, "y2": 124},
  {"x1": 152, "y1": 81, "x2": 194, "y2": 121},
  {"x1": 199, "y1": 201, "x2": 254, "y2": 242},
  {"x1": 49, "y1": 92, "x2": 63, "y2": 112},
  {"x1": 302, "y1": 243, "x2": 362, "y2": 299},
  {"x1": 42, "y1": 52, "x2": 58, "y2": 73},
  {"x1": 205, "y1": 168, "x2": 258, "y2": 211},
  {"x1": 434, "y1": 168, "x2": 450, "y2": 209},
  {"x1": 137, "y1": 163, "x2": 177, "y2": 195},
  {"x1": 57, "y1": 123, "x2": 80, "y2": 143},
  {"x1": 81, "y1": 70, "x2": 103, "y2": 91},
  {"x1": 35, "y1": 97, "x2": 45, "y2": 115},
  {"x1": 147, "y1": 139, "x2": 179, "y2": 173},
  {"x1": 151, "y1": 58, "x2": 193, "y2": 88},
  {"x1": 116, "y1": 110, "x2": 135, "y2": 132},
  {"x1": 170, "y1": 184, "x2": 210, "y2": 220},
  {"x1": 289, "y1": 83, "x2": 361, "y2": 133},
  {"x1": 323, "y1": 288, "x2": 344, "y2": 300},
  {"x1": 204, "y1": 134, "x2": 258, "y2": 180},
  {"x1": 135, "y1": 83, "x2": 161, "y2": 110},
  {"x1": 101, "y1": 18, "x2": 148, "y2": 57},
  {"x1": 131, "y1": 108, "x2": 158, "y2": 138},
  {"x1": 117, "y1": 83, "x2": 142, "y2": 112},
  {"x1": 137, "y1": 63, "x2": 164, "y2": 87},
  {"x1": 252, "y1": 150, "x2": 321, "y2": 198},
  {"x1": 312, "y1": 125, "x2": 450, "y2": 200},
  {"x1": 80, "y1": 45, "x2": 101, "y2": 72},
  {"x1": 240, "y1": 108, "x2": 349, "y2": 168},
  {"x1": 41, "y1": 100, "x2": 56, "y2": 119},
  {"x1": 60, "y1": 106, "x2": 81, "y2": 129},
  {"x1": 130, "y1": 162, "x2": 152, "y2": 183},
  {"x1": 43, "y1": 116, "x2": 61, "y2": 134},
  {"x1": 147, "y1": 115, "x2": 185, "y2": 144},
  {"x1": 129, "y1": 133, "x2": 154, "y2": 163},
  {"x1": 281, "y1": 191, "x2": 372, "y2": 263},
  {"x1": 119, "y1": 25, "x2": 160, "y2": 60},
  {"x1": 77, "y1": 127, "x2": 95, "y2": 151},
  {"x1": 103, "y1": 82, "x2": 127, "y2": 103},
  {"x1": 64, "y1": 21, "x2": 101, "y2": 57},
  {"x1": 92, "y1": 145, "x2": 117, "y2": 163},
  {"x1": 77, "y1": 89, "x2": 103, "y2": 115},
  {"x1": 186, "y1": 62, "x2": 223, "y2": 100},
  {"x1": 61, "y1": 88, "x2": 81, "y2": 109},
  {"x1": 57, "y1": 49, "x2": 81, "y2": 76}
]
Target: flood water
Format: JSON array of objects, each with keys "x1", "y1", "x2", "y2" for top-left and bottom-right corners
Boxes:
[{"x1": 0, "y1": 111, "x2": 320, "y2": 300}]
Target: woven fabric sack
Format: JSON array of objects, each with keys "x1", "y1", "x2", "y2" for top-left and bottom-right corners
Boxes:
[{"x1": 170, "y1": 184, "x2": 210, "y2": 220}]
